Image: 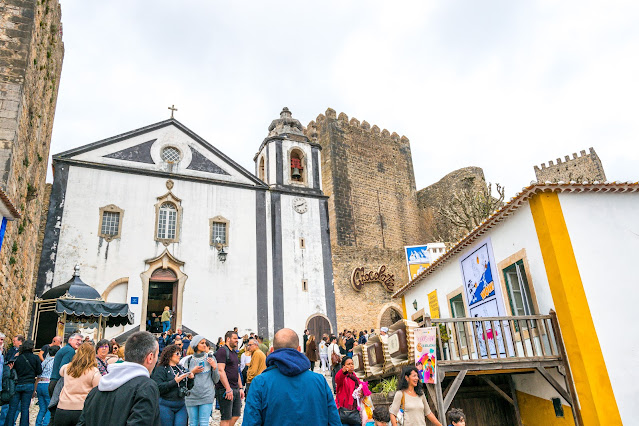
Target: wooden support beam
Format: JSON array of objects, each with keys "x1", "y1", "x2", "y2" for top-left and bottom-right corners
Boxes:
[
  {"x1": 435, "y1": 376, "x2": 446, "y2": 426},
  {"x1": 480, "y1": 376, "x2": 513, "y2": 405},
  {"x1": 426, "y1": 383, "x2": 438, "y2": 418},
  {"x1": 443, "y1": 370, "x2": 467, "y2": 413},
  {"x1": 536, "y1": 367, "x2": 572, "y2": 404},
  {"x1": 507, "y1": 375, "x2": 524, "y2": 426}
]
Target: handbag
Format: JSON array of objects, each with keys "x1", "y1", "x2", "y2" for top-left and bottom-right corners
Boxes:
[
  {"x1": 338, "y1": 407, "x2": 361, "y2": 425},
  {"x1": 396, "y1": 391, "x2": 406, "y2": 426},
  {"x1": 330, "y1": 349, "x2": 341, "y2": 366}
]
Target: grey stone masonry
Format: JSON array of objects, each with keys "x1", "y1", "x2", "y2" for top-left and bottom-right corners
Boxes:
[
  {"x1": 534, "y1": 147, "x2": 606, "y2": 183},
  {"x1": 0, "y1": 0, "x2": 64, "y2": 338}
]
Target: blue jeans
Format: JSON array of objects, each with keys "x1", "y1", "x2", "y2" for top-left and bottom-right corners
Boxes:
[
  {"x1": 35, "y1": 382, "x2": 51, "y2": 426},
  {"x1": 159, "y1": 398, "x2": 188, "y2": 426},
  {"x1": 186, "y1": 403, "x2": 212, "y2": 426},
  {"x1": 162, "y1": 321, "x2": 171, "y2": 332},
  {"x1": 3, "y1": 382, "x2": 34, "y2": 426}
]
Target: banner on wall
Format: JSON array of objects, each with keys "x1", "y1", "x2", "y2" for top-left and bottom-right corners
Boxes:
[
  {"x1": 405, "y1": 245, "x2": 431, "y2": 280},
  {"x1": 428, "y1": 290, "x2": 440, "y2": 319},
  {"x1": 459, "y1": 238, "x2": 509, "y2": 358},
  {"x1": 414, "y1": 327, "x2": 437, "y2": 384}
]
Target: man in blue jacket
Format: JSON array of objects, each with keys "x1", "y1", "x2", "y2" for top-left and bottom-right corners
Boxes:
[{"x1": 243, "y1": 328, "x2": 341, "y2": 426}]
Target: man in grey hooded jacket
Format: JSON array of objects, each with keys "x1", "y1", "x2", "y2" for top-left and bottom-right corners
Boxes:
[{"x1": 78, "y1": 331, "x2": 160, "y2": 426}]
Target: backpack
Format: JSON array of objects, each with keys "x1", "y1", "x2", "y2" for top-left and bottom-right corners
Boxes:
[{"x1": 1, "y1": 364, "x2": 17, "y2": 405}]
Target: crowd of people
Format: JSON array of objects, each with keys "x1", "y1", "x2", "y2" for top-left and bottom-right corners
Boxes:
[{"x1": 0, "y1": 327, "x2": 468, "y2": 426}]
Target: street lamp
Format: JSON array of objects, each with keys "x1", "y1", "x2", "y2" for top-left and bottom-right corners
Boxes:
[
  {"x1": 413, "y1": 299, "x2": 418, "y2": 311},
  {"x1": 215, "y1": 237, "x2": 227, "y2": 263}
]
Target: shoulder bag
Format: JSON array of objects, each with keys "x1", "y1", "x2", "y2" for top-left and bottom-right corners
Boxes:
[
  {"x1": 396, "y1": 391, "x2": 406, "y2": 426},
  {"x1": 338, "y1": 373, "x2": 361, "y2": 425}
]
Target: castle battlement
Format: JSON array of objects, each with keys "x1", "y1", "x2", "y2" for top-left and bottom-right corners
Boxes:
[
  {"x1": 534, "y1": 147, "x2": 606, "y2": 183},
  {"x1": 306, "y1": 108, "x2": 408, "y2": 144}
]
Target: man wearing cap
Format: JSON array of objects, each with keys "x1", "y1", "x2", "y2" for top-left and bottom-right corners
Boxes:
[{"x1": 380, "y1": 327, "x2": 389, "y2": 344}]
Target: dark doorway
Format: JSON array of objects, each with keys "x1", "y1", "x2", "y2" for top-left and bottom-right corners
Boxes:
[
  {"x1": 307, "y1": 315, "x2": 331, "y2": 340},
  {"x1": 380, "y1": 307, "x2": 403, "y2": 328},
  {"x1": 148, "y1": 268, "x2": 178, "y2": 333}
]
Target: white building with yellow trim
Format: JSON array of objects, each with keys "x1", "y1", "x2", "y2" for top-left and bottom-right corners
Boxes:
[{"x1": 394, "y1": 182, "x2": 638, "y2": 425}]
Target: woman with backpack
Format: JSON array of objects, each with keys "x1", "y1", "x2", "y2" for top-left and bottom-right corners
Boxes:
[
  {"x1": 151, "y1": 344, "x2": 195, "y2": 426},
  {"x1": 180, "y1": 336, "x2": 220, "y2": 426},
  {"x1": 3, "y1": 339, "x2": 42, "y2": 426},
  {"x1": 55, "y1": 342, "x2": 101, "y2": 425}
]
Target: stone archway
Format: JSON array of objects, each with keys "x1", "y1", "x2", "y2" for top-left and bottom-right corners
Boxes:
[
  {"x1": 101, "y1": 277, "x2": 129, "y2": 301},
  {"x1": 306, "y1": 313, "x2": 333, "y2": 339},
  {"x1": 140, "y1": 249, "x2": 188, "y2": 332},
  {"x1": 377, "y1": 302, "x2": 404, "y2": 329}
]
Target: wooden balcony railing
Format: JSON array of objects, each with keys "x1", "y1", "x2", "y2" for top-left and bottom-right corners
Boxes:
[{"x1": 426, "y1": 312, "x2": 567, "y2": 371}]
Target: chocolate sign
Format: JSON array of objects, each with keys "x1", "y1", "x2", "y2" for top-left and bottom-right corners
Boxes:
[{"x1": 351, "y1": 265, "x2": 395, "y2": 293}]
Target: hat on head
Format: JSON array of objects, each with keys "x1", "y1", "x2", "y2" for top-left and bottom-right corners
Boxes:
[
  {"x1": 190, "y1": 335, "x2": 207, "y2": 350},
  {"x1": 380, "y1": 327, "x2": 389, "y2": 333}
]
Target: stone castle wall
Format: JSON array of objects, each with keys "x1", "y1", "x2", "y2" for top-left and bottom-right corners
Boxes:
[
  {"x1": 534, "y1": 147, "x2": 606, "y2": 183},
  {"x1": 0, "y1": 0, "x2": 63, "y2": 336},
  {"x1": 308, "y1": 108, "x2": 420, "y2": 331},
  {"x1": 417, "y1": 166, "x2": 486, "y2": 242}
]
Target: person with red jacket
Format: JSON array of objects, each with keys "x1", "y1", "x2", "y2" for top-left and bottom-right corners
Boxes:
[{"x1": 334, "y1": 356, "x2": 360, "y2": 412}]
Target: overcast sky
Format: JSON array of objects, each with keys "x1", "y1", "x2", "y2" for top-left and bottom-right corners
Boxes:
[{"x1": 51, "y1": 0, "x2": 639, "y2": 196}]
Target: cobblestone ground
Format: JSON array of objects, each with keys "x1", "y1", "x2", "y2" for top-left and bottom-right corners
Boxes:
[{"x1": 18, "y1": 366, "x2": 333, "y2": 425}]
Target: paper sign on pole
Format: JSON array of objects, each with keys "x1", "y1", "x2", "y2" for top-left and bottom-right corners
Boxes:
[{"x1": 414, "y1": 327, "x2": 437, "y2": 384}]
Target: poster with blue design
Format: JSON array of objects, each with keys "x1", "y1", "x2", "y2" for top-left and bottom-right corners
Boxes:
[
  {"x1": 459, "y1": 238, "x2": 509, "y2": 357},
  {"x1": 404, "y1": 245, "x2": 431, "y2": 280}
]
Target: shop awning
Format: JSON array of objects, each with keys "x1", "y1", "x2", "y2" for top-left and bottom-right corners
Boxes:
[{"x1": 55, "y1": 299, "x2": 134, "y2": 327}]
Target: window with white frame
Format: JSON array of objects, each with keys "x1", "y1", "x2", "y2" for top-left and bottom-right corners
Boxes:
[
  {"x1": 158, "y1": 202, "x2": 177, "y2": 240},
  {"x1": 449, "y1": 294, "x2": 468, "y2": 348},
  {"x1": 211, "y1": 221, "x2": 226, "y2": 245},
  {"x1": 101, "y1": 211, "x2": 120, "y2": 236},
  {"x1": 98, "y1": 205, "x2": 124, "y2": 241},
  {"x1": 502, "y1": 260, "x2": 535, "y2": 316},
  {"x1": 209, "y1": 216, "x2": 229, "y2": 247}
]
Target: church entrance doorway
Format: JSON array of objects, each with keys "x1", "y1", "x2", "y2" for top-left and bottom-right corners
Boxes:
[
  {"x1": 148, "y1": 268, "x2": 178, "y2": 333},
  {"x1": 306, "y1": 314, "x2": 332, "y2": 340}
]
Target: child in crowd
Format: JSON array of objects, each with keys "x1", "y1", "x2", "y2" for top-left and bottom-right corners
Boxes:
[
  {"x1": 447, "y1": 407, "x2": 466, "y2": 426},
  {"x1": 372, "y1": 406, "x2": 390, "y2": 426}
]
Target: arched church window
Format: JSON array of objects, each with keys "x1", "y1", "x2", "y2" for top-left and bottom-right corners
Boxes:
[
  {"x1": 158, "y1": 202, "x2": 177, "y2": 240},
  {"x1": 290, "y1": 149, "x2": 305, "y2": 184},
  {"x1": 258, "y1": 156, "x2": 266, "y2": 182},
  {"x1": 154, "y1": 188, "x2": 182, "y2": 245}
]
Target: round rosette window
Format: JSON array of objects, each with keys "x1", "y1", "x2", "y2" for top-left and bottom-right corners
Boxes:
[{"x1": 161, "y1": 146, "x2": 181, "y2": 163}]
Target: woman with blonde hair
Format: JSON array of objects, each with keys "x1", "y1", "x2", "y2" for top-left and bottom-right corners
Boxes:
[{"x1": 55, "y1": 342, "x2": 101, "y2": 425}]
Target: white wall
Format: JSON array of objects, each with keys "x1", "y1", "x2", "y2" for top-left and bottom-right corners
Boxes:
[
  {"x1": 559, "y1": 192, "x2": 639, "y2": 423},
  {"x1": 280, "y1": 193, "x2": 328, "y2": 338},
  {"x1": 53, "y1": 165, "x2": 259, "y2": 341}
]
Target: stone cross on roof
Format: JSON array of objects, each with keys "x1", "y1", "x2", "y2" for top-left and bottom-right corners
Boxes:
[{"x1": 168, "y1": 104, "x2": 178, "y2": 119}]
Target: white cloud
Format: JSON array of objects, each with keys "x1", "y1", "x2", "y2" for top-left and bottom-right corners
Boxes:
[{"x1": 52, "y1": 0, "x2": 639, "y2": 195}]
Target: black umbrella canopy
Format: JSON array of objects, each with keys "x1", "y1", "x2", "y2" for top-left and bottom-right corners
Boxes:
[{"x1": 40, "y1": 265, "x2": 101, "y2": 300}]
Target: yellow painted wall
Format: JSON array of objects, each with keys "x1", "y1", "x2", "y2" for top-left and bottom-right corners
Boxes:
[{"x1": 518, "y1": 391, "x2": 575, "y2": 426}]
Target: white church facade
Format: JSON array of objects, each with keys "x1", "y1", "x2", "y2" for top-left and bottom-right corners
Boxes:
[{"x1": 34, "y1": 108, "x2": 337, "y2": 341}]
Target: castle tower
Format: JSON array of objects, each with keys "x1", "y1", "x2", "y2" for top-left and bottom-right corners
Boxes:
[
  {"x1": 307, "y1": 108, "x2": 423, "y2": 331},
  {"x1": 534, "y1": 147, "x2": 606, "y2": 183},
  {"x1": 254, "y1": 107, "x2": 337, "y2": 336},
  {"x1": 0, "y1": 0, "x2": 64, "y2": 335}
]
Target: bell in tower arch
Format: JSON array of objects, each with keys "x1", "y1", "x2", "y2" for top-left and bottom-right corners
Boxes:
[{"x1": 291, "y1": 167, "x2": 302, "y2": 180}]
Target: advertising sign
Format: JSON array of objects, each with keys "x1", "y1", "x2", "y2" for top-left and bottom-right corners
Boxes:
[
  {"x1": 414, "y1": 327, "x2": 437, "y2": 384},
  {"x1": 428, "y1": 290, "x2": 440, "y2": 319},
  {"x1": 459, "y1": 238, "x2": 508, "y2": 357},
  {"x1": 405, "y1": 245, "x2": 431, "y2": 280}
]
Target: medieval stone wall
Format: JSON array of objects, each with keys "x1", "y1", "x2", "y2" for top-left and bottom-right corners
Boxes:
[
  {"x1": 0, "y1": 0, "x2": 63, "y2": 336},
  {"x1": 534, "y1": 147, "x2": 606, "y2": 183},
  {"x1": 307, "y1": 108, "x2": 421, "y2": 331},
  {"x1": 416, "y1": 166, "x2": 486, "y2": 242}
]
